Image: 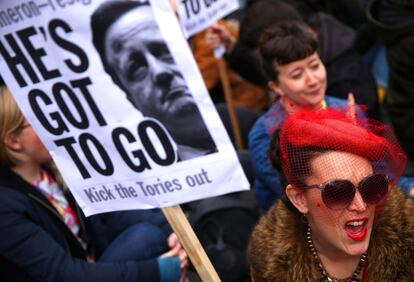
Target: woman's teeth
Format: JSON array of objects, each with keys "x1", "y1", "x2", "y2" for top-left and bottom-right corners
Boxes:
[{"x1": 347, "y1": 220, "x2": 364, "y2": 227}]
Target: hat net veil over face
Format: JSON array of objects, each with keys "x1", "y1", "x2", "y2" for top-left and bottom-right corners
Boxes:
[{"x1": 277, "y1": 105, "x2": 406, "y2": 257}]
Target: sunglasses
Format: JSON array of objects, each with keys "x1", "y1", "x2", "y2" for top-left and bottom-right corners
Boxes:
[{"x1": 302, "y1": 174, "x2": 389, "y2": 210}]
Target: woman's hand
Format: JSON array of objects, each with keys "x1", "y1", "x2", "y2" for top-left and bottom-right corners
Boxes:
[
  {"x1": 205, "y1": 22, "x2": 236, "y2": 53},
  {"x1": 161, "y1": 233, "x2": 188, "y2": 269},
  {"x1": 160, "y1": 233, "x2": 188, "y2": 282}
]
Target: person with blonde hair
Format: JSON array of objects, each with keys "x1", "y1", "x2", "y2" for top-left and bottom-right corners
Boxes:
[{"x1": 0, "y1": 85, "x2": 187, "y2": 282}]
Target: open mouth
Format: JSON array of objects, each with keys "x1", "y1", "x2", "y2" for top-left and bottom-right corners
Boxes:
[{"x1": 344, "y1": 218, "x2": 368, "y2": 241}]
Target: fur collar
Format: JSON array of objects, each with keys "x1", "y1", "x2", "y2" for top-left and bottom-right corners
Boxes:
[{"x1": 248, "y1": 189, "x2": 414, "y2": 281}]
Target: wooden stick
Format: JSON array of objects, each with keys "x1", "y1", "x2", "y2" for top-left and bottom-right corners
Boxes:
[
  {"x1": 217, "y1": 58, "x2": 244, "y2": 150},
  {"x1": 162, "y1": 205, "x2": 221, "y2": 282}
]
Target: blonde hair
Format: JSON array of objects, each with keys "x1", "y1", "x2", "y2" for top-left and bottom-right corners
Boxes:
[
  {"x1": 0, "y1": 86, "x2": 68, "y2": 189},
  {"x1": 0, "y1": 86, "x2": 25, "y2": 167}
]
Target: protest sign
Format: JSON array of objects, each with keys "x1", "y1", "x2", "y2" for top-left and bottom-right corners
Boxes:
[
  {"x1": 177, "y1": 0, "x2": 239, "y2": 37},
  {"x1": 0, "y1": 0, "x2": 249, "y2": 217}
]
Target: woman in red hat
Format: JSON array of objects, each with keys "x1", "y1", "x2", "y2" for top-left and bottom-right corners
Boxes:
[{"x1": 248, "y1": 106, "x2": 414, "y2": 281}]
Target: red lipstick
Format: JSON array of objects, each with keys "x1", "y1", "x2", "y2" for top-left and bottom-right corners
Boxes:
[{"x1": 344, "y1": 218, "x2": 368, "y2": 241}]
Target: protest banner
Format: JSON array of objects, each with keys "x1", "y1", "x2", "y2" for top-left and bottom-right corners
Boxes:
[
  {"x1": 0, "y1": 1, "x2": 249, "y2": 278},
  {"x1": 177, "y1": 0, "x2": 239, "y2": 37},
  {"x1": 0, "y1": 0, "x2": 249, "y2": 215}
]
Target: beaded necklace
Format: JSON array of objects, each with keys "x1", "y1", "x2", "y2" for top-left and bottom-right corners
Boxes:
[{"x1": 306, "y1": 224, "x2": 367, "y2": 282}]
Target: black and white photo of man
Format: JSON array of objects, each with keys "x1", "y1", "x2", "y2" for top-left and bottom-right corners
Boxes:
[{"x1": 91, "y1": 0, "x2": 217, "y2": 161}]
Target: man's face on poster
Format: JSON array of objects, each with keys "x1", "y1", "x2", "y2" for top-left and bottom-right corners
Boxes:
[{"x1": 104, "y1": 6, "x2": 198, "y2": 128}]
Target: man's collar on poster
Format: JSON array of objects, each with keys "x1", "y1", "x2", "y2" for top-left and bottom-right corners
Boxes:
[{"x1": 177, "y1": 145, "x2": 211, "y2": 160}]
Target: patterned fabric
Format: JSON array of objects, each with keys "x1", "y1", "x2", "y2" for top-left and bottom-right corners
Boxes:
[
  {"x1": 264, "y1": 97, "x2": 327, "y2": 134},
  {"x1": 31, "y1": 170, "x2": 80, "y2": 236}
]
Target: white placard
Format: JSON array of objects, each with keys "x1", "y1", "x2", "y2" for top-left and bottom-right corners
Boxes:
[
  {"x1": 177, "y1": 0, "x2": 239, "y2": 37},
  {"x1": 0, "y1": 0, "x2": 249, "y2": 216}
]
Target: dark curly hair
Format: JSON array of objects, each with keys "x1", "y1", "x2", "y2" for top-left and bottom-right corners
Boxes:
[
  {"x1": 258, "y1": 21, "x2": 318, "y2": 83},
  {"x1": 267, "y1": 126, "x2": 326, "y2": 210}
]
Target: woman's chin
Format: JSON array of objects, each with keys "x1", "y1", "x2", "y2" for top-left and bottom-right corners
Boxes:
[
  {"x1": 304, "y1": 96, "x2": 324, "y2": 109},
  {"x1": 342, "y1": 235, "x2": 370, "y2": 256},
  {"x1": 342, "y1": 221, "x2": 374, "y2": 256}
]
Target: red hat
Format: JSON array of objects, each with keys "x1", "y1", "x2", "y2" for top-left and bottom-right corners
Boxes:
[{"x1": 279, "y1": 106, "x2": 407, "y2": 186}]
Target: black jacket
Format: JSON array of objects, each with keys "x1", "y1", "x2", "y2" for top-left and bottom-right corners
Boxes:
[
  {"x1": 0, "y1": 167, "x2": 159, "y2": 282},
  {"x1": 367, "y1": 0, "x2": 414, "y2": 174}
]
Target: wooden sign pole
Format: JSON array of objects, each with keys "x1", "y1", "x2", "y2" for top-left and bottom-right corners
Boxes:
[
  {"x1": 217, "y1": 58, "x2": 244, "y2": 150},
  {"x1": 162, "y1": 205, "x2": 221, "y2": 282}
]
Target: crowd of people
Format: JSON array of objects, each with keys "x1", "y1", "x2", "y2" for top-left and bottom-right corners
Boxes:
[{"x1": 1, "y1": 0, "x2": 413, "y2": 281}]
